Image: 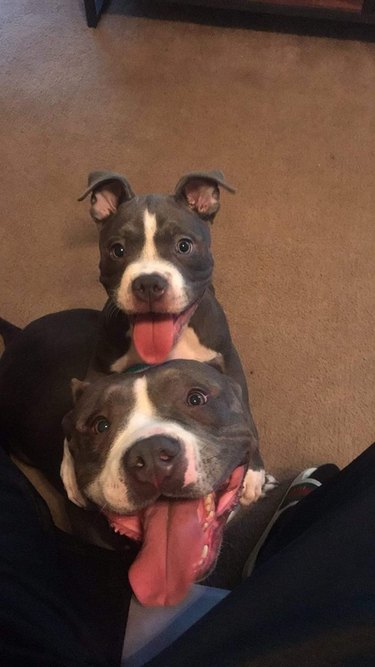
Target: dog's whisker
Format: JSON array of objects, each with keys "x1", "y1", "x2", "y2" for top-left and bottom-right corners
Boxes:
[
  {"x1": 106, "y1": 300, "x2": 121, "y2": 322},
  {"x1": 99, "y1": 501, "x2": 109, "y2": 513}
]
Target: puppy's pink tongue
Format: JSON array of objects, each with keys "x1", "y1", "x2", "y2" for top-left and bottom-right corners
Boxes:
[{"x1": 132, "y1": 315, "x2": 175, "y2": 364}]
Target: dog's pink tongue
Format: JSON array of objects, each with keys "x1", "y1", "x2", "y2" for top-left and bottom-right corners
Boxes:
[
  {"x1": 132, "y1": 315, "x2": 175, "y2": 364},
  {"x1": 107, "y1": 499, "x2": 202, "y2": 606},
  {"x1": 130, "y1": 499, "x2": 205, "y2": 606}
]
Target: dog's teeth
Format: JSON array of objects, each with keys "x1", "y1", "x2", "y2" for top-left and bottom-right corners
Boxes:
[
  {"x1": 196, "y1": 544, "x2": 209, "y2": 568},
  {"x1": 204, "y1": 493, "x2": 214, "y2": 512},
  {"x1": 203, "y1": 522, "x2": 208, "y2": 531},
  {"x1": 208, "y1": 510, "x2": 215, "y2": 519}
]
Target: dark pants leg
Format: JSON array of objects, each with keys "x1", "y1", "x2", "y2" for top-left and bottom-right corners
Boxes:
[
  {"x1": 0, "y1": 447, "x2": 133, "y2": 667},
  {"x1": 147, "y1": 444, "x2": 375, "y2": 666}
]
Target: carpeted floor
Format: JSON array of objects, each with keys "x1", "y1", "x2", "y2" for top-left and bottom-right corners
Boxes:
[{"x1": 1, "y1": 0, "x2": 375, "y2": 476}]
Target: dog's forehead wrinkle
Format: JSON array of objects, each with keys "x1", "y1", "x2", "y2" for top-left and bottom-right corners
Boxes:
[
  {"x1": 145, "y1": 366, "x2": 228, "y2": 417},
  {"x1": 150, "y1": 197, "x2": 211, "y2": 238},
  {"x1": 92, "y1": 381, "x2": 131, "y2": 406},
  {"x1": 144, "y1": 194, "x2": 164, "y2": 210},
  {"x1": 139, "y1": 194, "x2": 184, "y2": 219},
  {"x1": 118, "y1": 195, "x2": 148, "y2": 214},
  {"x1": 75, "y1": 380, "x2": 136, "y2": 427},
  {"x1": 150, "y1": 358, "x2": 223, "y2": 383},
  {"x1": 103, "y1": 198, "x2": 148, "y2": 235}
]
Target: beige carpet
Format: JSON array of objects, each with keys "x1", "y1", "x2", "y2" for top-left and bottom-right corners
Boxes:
[{"x1": 1, "y1": 0, "x2": 375, "y2": 477}]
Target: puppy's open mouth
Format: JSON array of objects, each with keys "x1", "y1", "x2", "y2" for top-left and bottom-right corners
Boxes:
[
  {"x1": 103, "y1": 465, "x2": 245, "y2": 606},
  {"x1": 131, "y1": 300, "x2": 199, "y2": 365}
]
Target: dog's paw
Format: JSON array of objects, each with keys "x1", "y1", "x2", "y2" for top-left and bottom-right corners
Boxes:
[
  {"x1": 240, "y1": 471, "x2": 279, "y2": 506},
  {"x1": 263, "y1": 473, "x2": 279, "y2": 493},
  {"x1": 240, "y1": 469, "x2": 266, "y2": 506}
]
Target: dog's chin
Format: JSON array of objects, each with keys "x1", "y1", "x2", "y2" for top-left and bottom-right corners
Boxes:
[{"x1": 102, "y1": 465, "x2": 246, "y2": 607}]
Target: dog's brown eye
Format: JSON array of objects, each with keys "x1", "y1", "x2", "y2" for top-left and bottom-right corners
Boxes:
[
  {"x1": 93, "y1": 417, "x2": 110, "y2": 434},
  {"x1": 187, "y1": 390, "x2": 208, "y2": 407},
  {"x1": 110, "y1": 243, "x2": 125, "y2": 259},
  {"x1": 176, "y1": 238, "x2": 193, "y2": 255}
]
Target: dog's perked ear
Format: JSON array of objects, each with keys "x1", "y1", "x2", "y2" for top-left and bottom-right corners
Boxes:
[
  {"x1": 71, "y1": 377, "x2": 90, "y2": 404},
  {"x1": 78, "y1": 171, "x2": 135, "y2": 222},
  {"x1": 206, "y1": 353, "x2": 225, "y2": 374},
  {"x1": 174, "y1": 170, "x2": 236, "y2": 222}
]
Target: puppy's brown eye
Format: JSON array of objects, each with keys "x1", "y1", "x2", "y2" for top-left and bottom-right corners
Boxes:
[
  {"x1": 93, "y1": 417, "x2": 110, "y2": 434},
  {"x1": 110, "y1": 243, "x2": 125, "y2": 259},
  {"x1": 176, "y1": 238, "x2": 193, "y2": 255},
  {"x1": 187, "y1": 390, "x2": 208, "y2": 407}
]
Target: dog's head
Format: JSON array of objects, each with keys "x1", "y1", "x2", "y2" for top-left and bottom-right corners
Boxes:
[
  {"x1": 61, "y1": 359, "x2": 253, "y2": 606},
  {"x1": 79, "y1": 171, "x2": 235, "y2": 364}
]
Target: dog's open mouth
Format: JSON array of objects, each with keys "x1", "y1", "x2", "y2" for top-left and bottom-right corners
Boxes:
[
  {"x1": 103, "y1": 465, "x2": 245, "y2": 606},
  {"x1": 131, "y1": 300, "x2": 199, "y2": 365}
]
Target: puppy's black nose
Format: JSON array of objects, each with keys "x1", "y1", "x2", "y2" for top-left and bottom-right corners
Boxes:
[
  {"x1": 126, "y1": 436, "x2": 182, "y2": 490},
  {"x1": 132, "y1": 273, "x2": 167, "y2": 302}
]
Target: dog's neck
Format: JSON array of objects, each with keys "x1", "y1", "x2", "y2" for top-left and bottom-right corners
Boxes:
[{"x1": 110, "y1": 324, "x2": 218, "y2": 374}]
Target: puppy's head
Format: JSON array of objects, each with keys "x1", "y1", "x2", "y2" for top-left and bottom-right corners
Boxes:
[
  {"x1": 78, "y1": 171, "x2": 235, "y2": 364},
  {"x1": 61, "y1": 359, "x2": 254, "y2": 606}
]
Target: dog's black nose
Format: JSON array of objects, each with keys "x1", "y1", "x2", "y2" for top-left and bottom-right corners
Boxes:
[
  {"x1": 126, "y1": 436, "x2": 182, "y2": 490},
  {"x1": 132, "y1": 273, "x2": 167, "y2": 302}
]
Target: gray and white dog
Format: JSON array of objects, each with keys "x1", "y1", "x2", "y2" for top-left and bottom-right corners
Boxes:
[
  {"x1": 0, "y1": 317, "x2": 255, "y2": 604},
  {"x1": 60, "y1": 359, "x2": 253, "y2": 605}
]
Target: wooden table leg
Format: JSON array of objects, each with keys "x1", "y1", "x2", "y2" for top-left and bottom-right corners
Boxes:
[{"x1": 84, "y1": 0, "x2": 108, "y2": 28}]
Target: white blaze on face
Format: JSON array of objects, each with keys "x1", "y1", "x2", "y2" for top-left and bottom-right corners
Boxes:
[
  {"x1": 142, "y1": 209, "x2": 158, "y2": 261},
  {"x1": 115, "y1": 209, "x2": 189, "y2": 312},
  {"x1": 86, "y1": 375, "x2": 201, "y2": 512}
]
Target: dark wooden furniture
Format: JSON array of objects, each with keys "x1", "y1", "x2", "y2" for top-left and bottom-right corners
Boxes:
[
  {"x1": 83, "y1": 0, "x2": 375, "y2": 26},
  {"x1": 84, "y1": 0, "x2": 107, "y2": 27}
]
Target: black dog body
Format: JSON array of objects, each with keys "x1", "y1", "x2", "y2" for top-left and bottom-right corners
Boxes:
[{"x1": 0, "y1": 310, "x2": 100, "y2": 487}]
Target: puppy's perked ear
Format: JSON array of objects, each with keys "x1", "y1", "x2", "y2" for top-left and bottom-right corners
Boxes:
[
  {"x1": 78, "y1": 171, "x2": 135, "y2": 222},
  {"x1": 174, "y1": 170, "x2": 235, "y2": 222}
]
